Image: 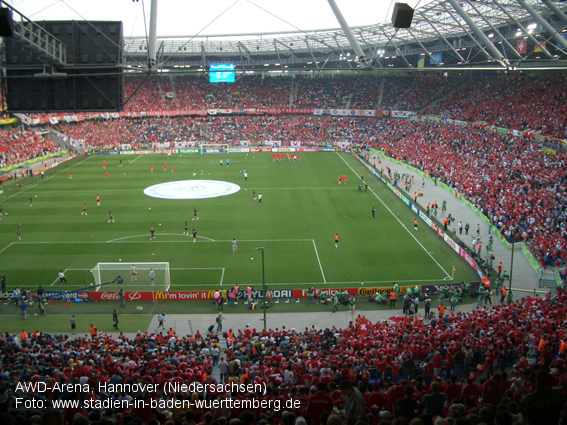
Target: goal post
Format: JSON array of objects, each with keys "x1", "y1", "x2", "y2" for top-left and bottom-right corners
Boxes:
[
  {"x1": 199, "y1": 143, "x2": 229, "y2": 154},
  {"x1": 90, "y1": 262, "x2": 170, "y2": 291}
]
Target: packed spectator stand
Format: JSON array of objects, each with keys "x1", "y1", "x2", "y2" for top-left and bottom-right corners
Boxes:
[{"x1": 1, "y1": 290, "x2": 567, "y2": 425}]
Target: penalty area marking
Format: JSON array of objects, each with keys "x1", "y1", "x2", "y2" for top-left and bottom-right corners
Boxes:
[
  {"x1": 128, "y1": 155, "x2": 143, "y2": 164},
  {"x1": 337, "y1": 153, "x2": 452, "y2": 280}
]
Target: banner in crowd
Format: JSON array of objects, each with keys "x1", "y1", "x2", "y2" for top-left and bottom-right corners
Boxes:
[
  {"x1": 27, "y1": 108, "x2": 321, "y2": 125},
  {"x1": 391, "y1": 111, "x2": 412, "y2": 118},
  {"x1": 313, "y1": 109, "x2": 377, "y2": 117}
]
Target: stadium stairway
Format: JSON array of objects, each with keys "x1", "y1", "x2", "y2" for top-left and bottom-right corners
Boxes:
[{"x1": 366, "y1": 151, "x2": 542, "y2": 299}]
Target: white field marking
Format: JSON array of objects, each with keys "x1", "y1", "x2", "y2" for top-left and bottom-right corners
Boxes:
[
  {"x1": 13, "y1": 238, "x2": 312, "y2": 246},
  {"x1": 106, "y1": 234, "x2": 216, "y2": 243},
  {"x1": 2, "y1": 155, "x2": 92, "y2": 201},
  {"x1": 129, "y1": 155, "x2": 143, "y2": 164},
  {"x1": 143, "y1": 278, "x2": 447, "y2": 288},
  {"x1": 220, "y1": 268, "x2": 225, "y2": 286},
  {"x1": 66, "y1": 268, "x2": 219, "y2": 271},
  {"x1": 312, "y1": 239, "x2": 327, "y2": 283},
  {"x1": 0, "y1": 243, "x2": 14, "y2": 254},
  {"x1": 337, "y1": 153, "x2": 452, "y2": 279},
  {"x1": 50, "y1": 269, "x2": 68, "y2": 286},
  {"x1": 179, "y1": 154, "x2": 183, "y2": 158}
]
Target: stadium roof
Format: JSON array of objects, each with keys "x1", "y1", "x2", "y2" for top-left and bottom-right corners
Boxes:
[{"x1": 121, "y1": 0, "x2": 567, "y2": 72}]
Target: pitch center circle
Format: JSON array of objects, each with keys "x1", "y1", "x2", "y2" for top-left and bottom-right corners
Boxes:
[{"x1": 143, "y1": 180, "x2": 241, "y2": 200}]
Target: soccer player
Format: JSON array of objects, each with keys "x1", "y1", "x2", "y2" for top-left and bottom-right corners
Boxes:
[
  {"x1": 150, "y1": 228, "x2": 156, "y2": 240},
  {"x1": 103, "y1": 161, "x2": 106, "y2": 169},
  {"x1": 334, "y1": 233, "x2": 339, "y2": 248},
  {"x1": 81, "y1": 204, "x2": 87, "y2": 216},
  {"x1": 164, "y1": 161, "x2": 167, "y2": 171},
  {"x1": 149, "y1": 269, "x2": 155, "y2": 286},
  {"x1": 372, "y1": 206, "x2": 375, "y2": 219},
  {"x1": 361, "y1": 173, "x2": 364, "y2": 180},
  {"x1": 58, "y1": 271, "x2": 67, "y2": 284},
  {"x1": 184, "y1": 221, "x2": 188, "y2": 235},
  {"x1": 253, "y1": 191, "x2": 256, "y2": 201},
  {"x1": 220, "y1": 159, "x2": 222, "y2": 166},
  {"x1": 258, "y1": 193, "x2": 262, "y2": 204},
  {"x1": 226, "y1": 159, "x2": 229, "y2": 167},
  {"x1": 17, "y1": 227, "x2": 21, "y2": 240},
  {"x1": 232, "y1": 238, "x2": 237, "y2": 253},
  {"x1": 29, "y1": 197, "x2": 33, "y2": 207},
  {"x1": 171, "y1": 166, "x2": 174, "y2": 174},
  {"x1": 105, "y1": 172, "x2": 108, "y2": 180},
  {"x1": 414, "y1": 219, "x2": 418, "y2": 231},
  {"x1": 96, "y1": 194, "x2": 100, "y2": 206},
  {"x1": 193, "y1": 207, "x2": 198, "y2": 220},
  {"x1": 338, "y1": 176, "x2": 342, "y2": 184},
  {"x1": 192, "y1": 229, "x2": 197, "y2": 243},
  {"x1": 108, "y1": 211, "x2": 114, "y2": 223},
  {"x1": 130, "y1": 264, "x2": 137, "y2": 281},
  {"x1": 69, "y1": 170, "x2": 72, "y2": 179},
  {"x1": 150, "y1": 164, "x2": 154, "y2": 172},
  {"x1": 342, "y1": 174, "x2": 346, "y2": 184}
]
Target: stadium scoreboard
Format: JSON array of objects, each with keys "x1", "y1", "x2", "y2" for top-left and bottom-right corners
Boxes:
[{"x1": 210, "y1": 63, "x2": 235, "y2": 83}]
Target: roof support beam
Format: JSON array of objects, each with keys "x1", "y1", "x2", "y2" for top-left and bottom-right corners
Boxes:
[
  {"x1": 200, "y1": 42, "x2": 206, "y2": 68},
  {"x1": 446, "y1": 0, "x2": 509, "y2": 67},
  {"x1": 388, "y1": 35, "x2": 412, "y2": 68},
  {"x1": 327, "y1": 0, "x2": 370, "y2": 68},
  {"x1": 273, "y1": 41, "x2": 285, "y2": 71},
  {"x1": 517, "y1": 0, "x2": 567, "y2": 51},
  {"x1": 464, "y1": 0, "x2": 522, "y2": 60},
  {"x1": 358, "y1": 33, "x2": 384, "y2": 68},
  {"x1": 333, "y1": 35, "x2": 354, "y2": 69},
  {"x1": 305, "y1": 38, "x2": 320, "y2": 69},
  {"x1": 443, "y1": 2, "x2": 502, "y2": 64},
  {"x1": 492, "y1": 0, "x2": 555, "y2": 59},
  {"x1": 408, "y1": 29, "x2": 441, "y2": 66},
  {"x1": 237, "y1": 44, "x2": 247, "y2": 70},
  {"x1": 148, "y1": 0, "x2": 159, "y2": 71},
  {"x1": 421, "y1": 13, "x2": 466, "y2": 63},
  {"x1": 543, "y1": 0, "x2": 567, "y2": 26}
]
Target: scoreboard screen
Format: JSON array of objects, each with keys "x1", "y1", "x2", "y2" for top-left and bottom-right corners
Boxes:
[{"x1": 210, "y1": 63, "x2": 235, "y2": 83}]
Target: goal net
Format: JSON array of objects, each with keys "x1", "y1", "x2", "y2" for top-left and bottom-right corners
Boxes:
[
  {"x1": 200, "y1": 143, "x2": 229, "y2": 154},
  {"x1": 90, "y1": 262, "x2": 170, "y2": 291}
]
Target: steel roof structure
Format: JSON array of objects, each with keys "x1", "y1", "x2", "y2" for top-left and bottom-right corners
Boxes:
[{"x1": 122, "y1": 0, "x2": 567, "y2": 72}]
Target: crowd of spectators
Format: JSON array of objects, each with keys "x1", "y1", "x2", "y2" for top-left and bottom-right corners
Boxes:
[
  {"x1": 369, "y1": 119, "x2": 567, "y2": 268},
  {"x1": 1, "y1": 291, "x2": 567, "y2": 425},
  {"x1": 426, "y1": 74, "x2": 567, "y2": 138},
  {"x1": 0, "y1": 128, "x2": 61, "y2": 169}
]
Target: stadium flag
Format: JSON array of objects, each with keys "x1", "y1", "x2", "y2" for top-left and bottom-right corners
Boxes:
[
  {"x1": 358, "y1": 316, "x2": 370, "y2": 336},
  {"x1": 418, "y1": 57, "x2": 425, "y2": 68},
  {"x1": 516, "y1": 40, "x2": 527, "y2": 54},
  {"x1": 49, "y1": 117, "x2": 59, "y2": 125},
  {"x1": 430, "y1": 53, "x2": 442, "y2": 65},
  {"x1": 534, "y1": 41, "x2": 546, "y2": 52}
]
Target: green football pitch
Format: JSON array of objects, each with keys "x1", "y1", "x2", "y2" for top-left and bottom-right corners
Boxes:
[{"x1": 0, "y1": 151, "x2": 478, "y2": 330}]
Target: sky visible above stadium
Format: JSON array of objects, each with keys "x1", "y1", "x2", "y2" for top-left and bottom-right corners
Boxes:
[{"x1": 9, "y1": 0, "x2": 433, "y2": 37}]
